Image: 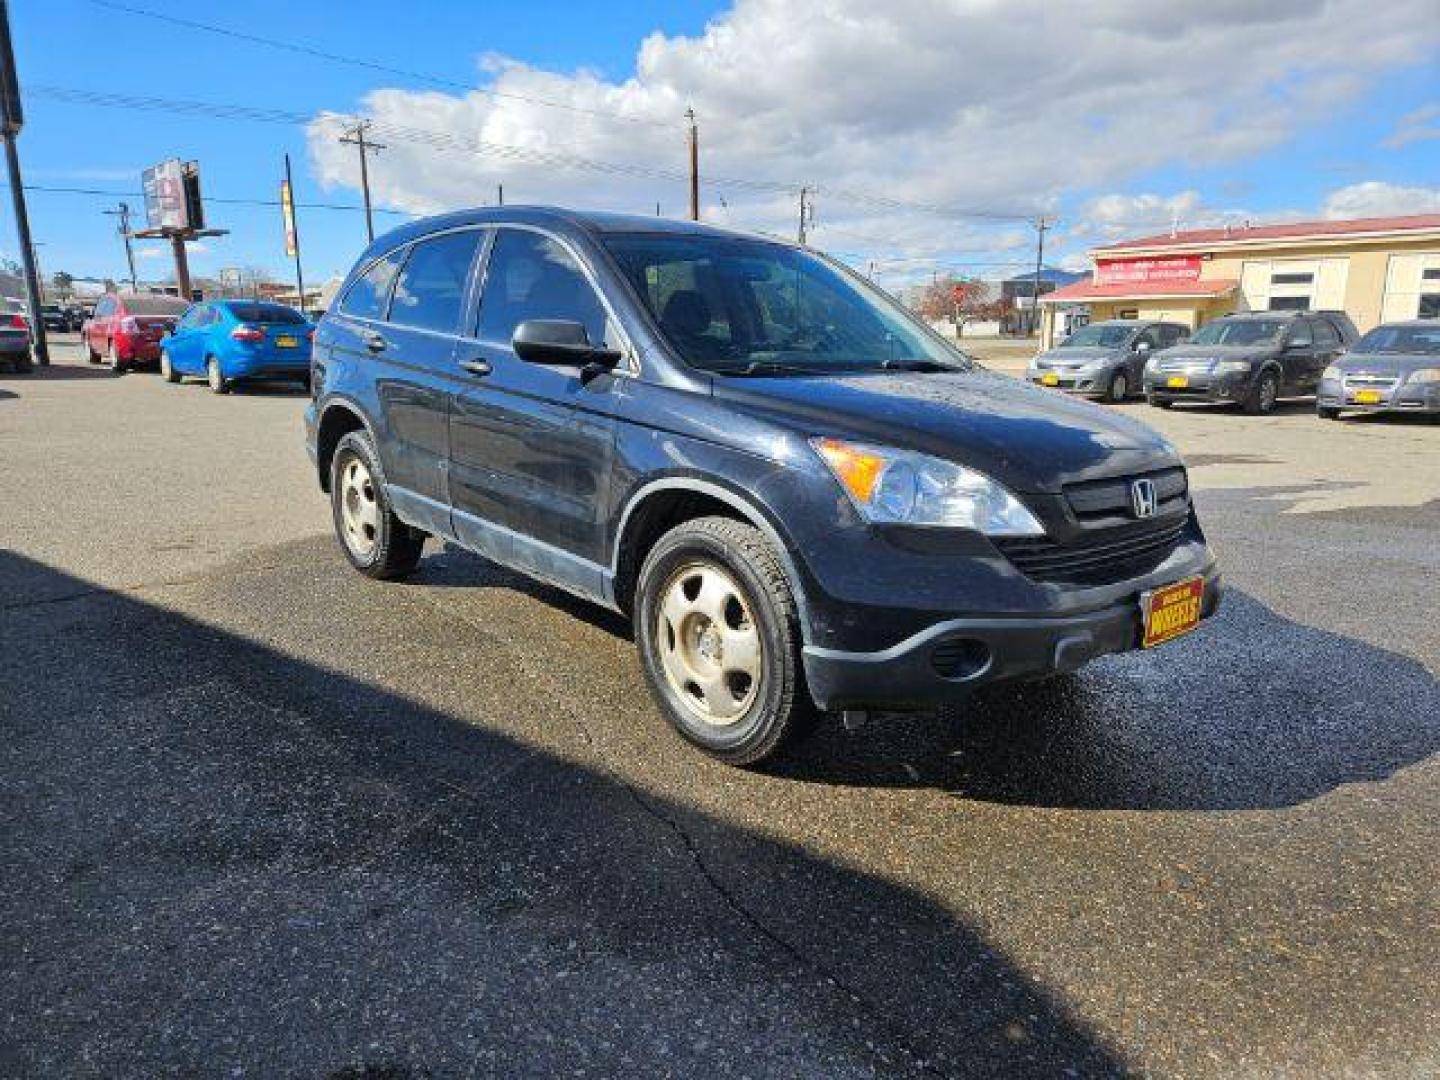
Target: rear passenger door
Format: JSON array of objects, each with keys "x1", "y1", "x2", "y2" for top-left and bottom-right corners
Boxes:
[
  {"x1": 1279, "y1": 318, "x2": 1316, "y2": 392},
  {"x1": 448, "y1": 227, "x2": 625, "y2": 596},
  {"x1": 369, "y1": 228, "x2": 486, "y2": 524},
  {"x1": 1309, "y1": 318, "x2": 1343, "y2": 387}
]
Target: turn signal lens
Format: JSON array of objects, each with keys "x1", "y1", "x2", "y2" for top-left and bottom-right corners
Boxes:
[
  {"x1": 1322, "y1": 365, "x2": 1341, "y2": 380},
  {"x1": 1407, "y1": 368, "x2": 1440, "y2": 384},
  {"x1": 812, "y1": 438, "x2": 887, "y2": 503}
]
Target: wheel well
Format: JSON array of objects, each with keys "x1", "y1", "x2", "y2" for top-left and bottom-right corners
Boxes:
[
  {"x1": 316, "y1": 405, "x2": 366, "y2": 493},
  {"x1": 613, "y1": 489, "x2": 746, "y2": 616}
]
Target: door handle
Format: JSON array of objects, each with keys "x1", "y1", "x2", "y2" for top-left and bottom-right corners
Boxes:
[
  {"x1": 364, "y1": 330, "x2": 388, "y2": 353},
  {"x1": 459, "y1": 358, "x2": 492, "y2": 377}
]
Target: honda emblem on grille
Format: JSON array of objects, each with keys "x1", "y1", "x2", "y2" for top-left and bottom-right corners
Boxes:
[{"x1": 1130, "y1": 478, "x2": 1158, "y2": 519}]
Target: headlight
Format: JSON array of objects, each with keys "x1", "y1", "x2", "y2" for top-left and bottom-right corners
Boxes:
[
  {"x1": 1213, "y1": 360, "x2": 1253, "y2": 374},
  {"x1": 811, "y1": 438, "x2": 1045, "y2": 536},
  {"x1": 1144, "y1": 356, "x2": 1161, "y2": 374},
  {"x1": 1407, "y1": 368, "x2": 1440, "y2": 384},
  {"x1": 1322, "y1": 364, "x2": 1342, "y2": 380}
]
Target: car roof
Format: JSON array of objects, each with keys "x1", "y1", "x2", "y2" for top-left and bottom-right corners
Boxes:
[
  {"x1": 364, "y1": 205, "x2": 788, "y2": 254},
  {"x1": 1372, "y1": 319, "x2": 1440, "y2": 329}
]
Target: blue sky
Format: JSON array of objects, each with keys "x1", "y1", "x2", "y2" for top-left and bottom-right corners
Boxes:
[{"x1": 6, "y1": 0, "x2": 1438, "y2": 291}]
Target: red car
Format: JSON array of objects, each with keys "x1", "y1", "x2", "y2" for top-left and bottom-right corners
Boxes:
[{"x1": 81, "y1": 293, "x2": 191, "y2": 374}]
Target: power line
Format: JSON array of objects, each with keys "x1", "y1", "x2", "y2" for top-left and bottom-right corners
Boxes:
[
  {"x1": 12, "y1": 181, "x2": 415, "y2": 216},
  {"x1": 30, "y1": 83, "x2": 1039, "y2": 223},
  {"x1": 83, "y1": 0, "x2": 676, "y2": 129}
]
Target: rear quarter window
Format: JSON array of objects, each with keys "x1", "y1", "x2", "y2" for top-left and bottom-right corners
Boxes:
[{"x1": 338, "y1": 250, "x2": 405, "y2": 321}]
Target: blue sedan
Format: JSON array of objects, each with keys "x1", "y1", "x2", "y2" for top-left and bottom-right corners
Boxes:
[{"x1": 160, "y1": 299, "x2": 313, "y2": 393}]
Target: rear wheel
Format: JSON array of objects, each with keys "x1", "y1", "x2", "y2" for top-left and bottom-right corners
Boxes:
[
  {"x1": 1146, "y1": 392, "x2": 1172, "y2": 409},
  {"x1": 160, "y1": 349, "x2": 180, "y2": 384},
  {"x1": 635, "y1": 516, "x2": 812, "y2": 766},
  {"x1": 329, "y1": 429, "x2": 424, "y2": 579},
  {"x1": 108, "y1": 340, "x2": 128, "y2": 376},
  {"x1": 206, "y1": 357, "x2": 229, "y2": 395},
  {"x1": 82, "y1": 337, "x2": 101, "y2": 364},
  {"x1": 1244, "y1": 370, "x2": 1280, "y2": 415}
]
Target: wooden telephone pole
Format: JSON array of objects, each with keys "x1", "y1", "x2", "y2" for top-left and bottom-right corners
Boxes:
[
  {"x1": 340, "y1": 120, "x2": 385, "y2": 243},
  {"x1": 686, "y1": 107, "x2": 699, "y2": 221}
]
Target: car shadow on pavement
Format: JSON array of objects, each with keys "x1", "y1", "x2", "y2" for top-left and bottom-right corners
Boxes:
[
  {"x1": 0, "y1": 361, "x2": 118, "y2": 382},
  {"x1": 771, "y1": 590, "x2": 1440, "y2": 811},
  {"x1": 0, "y1": 549, "x2": 1126, "y2": 1078}
]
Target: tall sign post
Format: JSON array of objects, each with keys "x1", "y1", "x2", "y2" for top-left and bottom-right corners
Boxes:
[
  {"x1": 0, "y1": 0, "x2": 46, "y2": 366},
  {"x1": 133, "y1": 158, "x2": 227, "y2": 300},
  {"x1": 281, "y1": 154, "x2": 305, "y2": 316}
]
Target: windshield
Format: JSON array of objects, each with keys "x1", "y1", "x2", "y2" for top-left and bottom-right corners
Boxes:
[
  {"x1": 1061, "y1": 324, "x2": 1131, "y2": 348},
  {"x1": 1189, "y1": 319, "x2": 1286, "y2": 346},
  {"x1": 123, "y1": 295, "x2": 191, "y2": 317},
  {"x1": 1353, "y1": 325, "x2": 1440, "y2": 355},
  {"x1": 226, "y1": 302, "x2": 307, "y2": 325},
  {"x1": 604, "y1": 234, "x2": 973, "y2": 375}
]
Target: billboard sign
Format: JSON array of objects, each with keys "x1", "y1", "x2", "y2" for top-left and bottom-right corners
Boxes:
[
  {"x1": 280, "y1": 179, "x2": 297, "y2": 257},
  {"x1": 142, "y1": 159, "x2": 188, "y2": 231},
  {"x1": 1094, "y1": 256, "x2": 1203, "y2": 286}
]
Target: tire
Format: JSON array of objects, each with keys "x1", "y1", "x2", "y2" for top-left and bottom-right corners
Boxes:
[
  {"x1": 9, "y1": 352, "x2": 32, "y2": 374},
  {"x1": 1107, "y1": 370, "x2": 1130, "y2": 403},
  {"x1": 329, "y1": 429, "x2": 424, "y2": 580},
  {"x1": 634, "y1": 516, "x2": 812, "y2": 766},
  {"x1": 1317, "y1": 406, "x2": 1341, "y2": 421},
  {"x1": 1243, "y1": 370, "x2": 1280, "y2": 415},
  {"x1": 206, "y1": 357, "x2": 229, "y2": 395},
  {"x1": 83, "y1": 338, "x2": 101, "y2": 364},
  {"x1": 1145, "y1": 392, "x2": 1172, "y2": 409},
  {"x1": 160, "y1": 349, "x2": 180, "y2": 384},
  {"x1": 108, "y1": 340, "x2": 128, "y2": 376}
]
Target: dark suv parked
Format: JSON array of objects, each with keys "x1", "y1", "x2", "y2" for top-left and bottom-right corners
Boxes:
[
  {"x1": 1143, "y1": 310, "x2": 1357, "y2": 414},
  {"x1": 306, "y1": 208, "x2": 1221, "y2": 764}
]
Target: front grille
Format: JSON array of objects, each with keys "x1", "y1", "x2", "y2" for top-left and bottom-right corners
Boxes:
[
  {"x1": 1063, "y1": 467, "x2": 1188, "y2": 525},
  {"x1": 1343, "y1": 374, "x2": 1399, "y2": 389},
  {"x1": 996, "y1": 515, "x2": 1190, "y2": 586}
]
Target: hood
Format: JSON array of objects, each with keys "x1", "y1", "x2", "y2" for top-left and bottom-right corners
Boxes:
[
  {"x1": 1036, "y1": 346, "x2": 1120, "y2": 367},
  {"x1": 1337, "y1": 351, "x2": 1439, "y2": 374},
  {"x1": 1157, "y1": 342, "x2": 1275, "y2": 362},
  {"x1": 713, "y1": 369, "x2": 1179, "y2": 493}
]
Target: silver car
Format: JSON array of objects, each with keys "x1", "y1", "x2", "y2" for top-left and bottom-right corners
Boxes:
[
  {"x1": 1028, "y1": 319, "x2": 1188, "y2": 402},
  {"x1": 0, "y1": 299, "x2": 32, "y2": 374},
  {"x1": 1317, "y1": 320, "x2": 1440, "y2": 421}
]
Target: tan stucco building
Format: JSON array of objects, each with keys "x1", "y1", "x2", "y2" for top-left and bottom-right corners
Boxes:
[{"x1": 1038, "y1": 213, "x2": 1440, "y2": 349}]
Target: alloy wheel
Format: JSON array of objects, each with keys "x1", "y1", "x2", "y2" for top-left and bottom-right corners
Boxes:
[
  {"x1": 338, "y1": 456, "x2": 380, "y2": 559},
  {"x1": 654, "y1": 561, "x2": 762, "y2": 725}
]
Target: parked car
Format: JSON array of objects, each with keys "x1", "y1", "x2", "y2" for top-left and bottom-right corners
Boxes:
[
  {"x1": 1143, "y1": 310, "x2": 1356, "y2": 414},
  {"x1": 0, "y1": 299, "x2": 31, "y2": 373},
  {"x1": 40, "y1": 304, "x2": 70, "y2": 333},
  {"x1": 305, "y1": 208, "x2": 1221, "y2": 765},
  {"x1": 80, "y1": 292, "x2": 191, "y2": 374},
  {"x1": 1029, "y1": 319, "x2": 1189, "y2": 402},
  {"x1": 1316, "y1": 320, "x2": 1440, "y2": 421},
  {"x1": 160, "y1": 299, "x2": 313, "y2": 393}
]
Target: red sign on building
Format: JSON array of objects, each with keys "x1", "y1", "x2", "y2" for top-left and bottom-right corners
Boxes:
[{"x1": 1094, "y1": 256, "x2": 1203, "y2": 285}]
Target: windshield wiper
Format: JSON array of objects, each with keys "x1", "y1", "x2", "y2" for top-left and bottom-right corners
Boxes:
[{"x1": 880, "y1": 358, "x2": 967, "y2": 373}]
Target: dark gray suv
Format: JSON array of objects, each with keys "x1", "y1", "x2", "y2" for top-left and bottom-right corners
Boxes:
[
  {"x1": 1144, "y1": 311, "x2": 1357, "y2": 414},
  {"x1": 305, "y1": 208, "x2": 1220, "y2": 765},
  {"x1": 1029, "y1": 319, "x2": 1188, "y2": 402}
]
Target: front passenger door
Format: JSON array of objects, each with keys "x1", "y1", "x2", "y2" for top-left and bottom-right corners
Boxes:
[
  {"x1": 449, "y1": 228, "x2": 624, "y2": 594},
  {"x1": 1280, "y1": 318, "x2": 1314, "y2": 393}
]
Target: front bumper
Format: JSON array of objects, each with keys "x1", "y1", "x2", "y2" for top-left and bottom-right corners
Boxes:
[
  {"x1": 1028, "y1": 370, "x2": 1109, "y2": 395},
  {"x1": 1317, "y1": 379, "x2": 1440, "y2": 415},
  {"x1": 801, "y1": 561, "x2": 1222, "y2": 711},
  {"x1": 1144, "y1": 371, "x2": 1253, "y2": 403}
]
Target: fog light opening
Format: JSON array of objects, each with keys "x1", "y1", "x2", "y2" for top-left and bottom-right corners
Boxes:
[{"x1": 930, "y1": 637, "x2": 992, "y2": 681}]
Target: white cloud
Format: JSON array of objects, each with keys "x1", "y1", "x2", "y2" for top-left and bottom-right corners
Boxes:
[
  {"x1": 1382, "y1": 103, "x2": 1440, "y2": 149},
  {"x1": 304, "y1": 0, "x2": 1440, "y2": 266},
  {"x1": 1322, "y1": 181, "x2": 1440, "y2": 218}
]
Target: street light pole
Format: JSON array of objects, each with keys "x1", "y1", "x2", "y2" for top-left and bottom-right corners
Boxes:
[{"x1": 0, "y1": 0, "x2": 47, "y2": 366}]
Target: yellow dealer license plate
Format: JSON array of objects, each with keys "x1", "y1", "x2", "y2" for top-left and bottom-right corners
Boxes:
[
  {"x1": 275, "y1": 334, "x2": 300, "y2": 348},
  {"x1": 1167, "y1": 375, "x2": 1189, "y2": 388},
  {"x1": 1353, "y1": 389, "x2": 1382, "y2": 405},
  {"x1": 1141, "y1": 577, "x2": 1204, "y2": 649},
  {"x1": 1041, "y1": 372, "x2": 1058, "y2": 386}
]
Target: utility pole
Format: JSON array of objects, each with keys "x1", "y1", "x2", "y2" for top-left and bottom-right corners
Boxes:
[
  {"x1": 496, "y1": 183, "x2": 503, "y2": 206},
  {"x1": 339, "y1": 119, "x2": 385, "y2": 243},
  {"x1": 0, "y1": 0, "x2": 46, "y2": 366},
  {"x1": 104, "y1": 202, "x2": 139, "y2": 290},
  {"x1": 797, "y1": 186, "x2": 813, "y2": 245},
  {"x1": 1031, "y1": 215, "x2": 1053, "y2": 339},
  {"x1": 686, "y1": 107, "x2": 699, "y2": 221}
]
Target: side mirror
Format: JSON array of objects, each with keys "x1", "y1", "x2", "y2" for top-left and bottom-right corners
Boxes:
[
  {"x1": 1135, "y1": 340, "x2": 1151, "y2": 353},
  {"x1": 512, "y1": 319, "x2": 621, "y2": 373}
]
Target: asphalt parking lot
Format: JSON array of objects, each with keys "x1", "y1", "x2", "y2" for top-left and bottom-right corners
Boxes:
[{"x1": 2, "y1": 336, "x2": 1437, "y2": 1077}]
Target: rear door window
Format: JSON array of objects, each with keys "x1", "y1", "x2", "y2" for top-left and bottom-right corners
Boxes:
[
  {"x1": 338, "y1": 250, "x2": 405, "y2": 321},
  {"x1": 1312, "y1": 319, "x2": 1340, "y2": 348},
  {"x1": 1287, "y1": 320, "x2": 1314, "y2": 348},
  {"x1": 388, "y1": 230, "x2": 483, "y2": 334}
]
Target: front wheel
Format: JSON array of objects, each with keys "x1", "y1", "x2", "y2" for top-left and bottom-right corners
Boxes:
[
  {"x1": 160, "y1": 350, "x2": 180, "y2": 384},
  {"x1": 1145, "y1": 392, "x2": 1172, "y2": 409},
  {"x1": 1244, "y1": 370, "x2": 1280, "y2": 415},
  {"x1": 635, "y1": 516, "x2": 812, "y2": 766},
  {"x1": 1107, "y1": 370, "x2": 1130, "y2": 403},
  {"x1": 1317, "y1": 405, "x2": 1341, "y2": 421},
  {"x1": 329, "y1": 429, "x2": 424, "y2": 579}
]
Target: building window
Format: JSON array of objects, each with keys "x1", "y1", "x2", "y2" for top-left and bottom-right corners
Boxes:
[
  {"x1": 1268, "y1": 296, "x2": 1310, "y2": 311},
  {"x1": 1420, "y1": 294, "x2": 1440, "y2": 319},
  {"x1": 1422, "y1": 268, "x2": 1440, "y2": 281},
  {"x1": 1271, "y1": 272, "x2": 1315, "y2": 286},
  {"x1": 1117, "y1": 309, "x2": 1138, "y2": 320}
]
